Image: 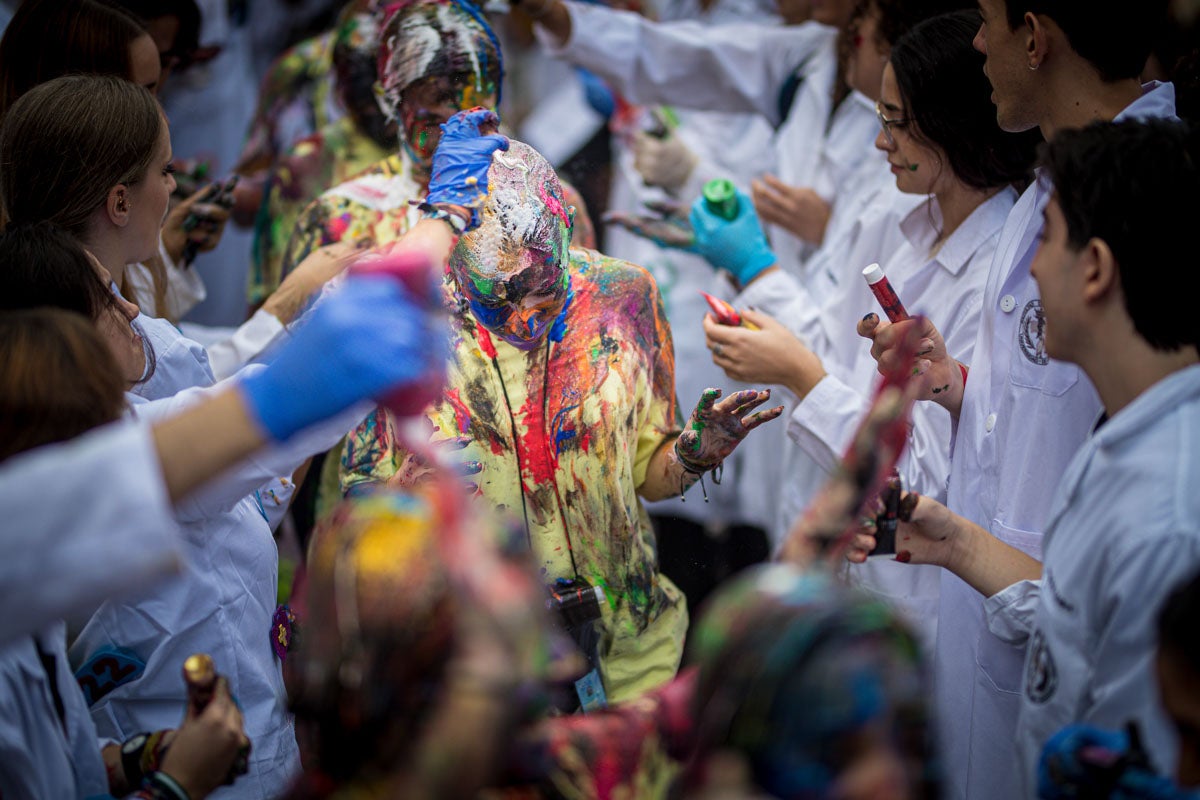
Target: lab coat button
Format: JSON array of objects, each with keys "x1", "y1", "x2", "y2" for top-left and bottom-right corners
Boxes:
[
  {"x1": 985, "y1": 413, "x2": 997, "y2": 432},
  {"x1": 1000, "y1": 295, "x2": 1016, "y2": 313}
]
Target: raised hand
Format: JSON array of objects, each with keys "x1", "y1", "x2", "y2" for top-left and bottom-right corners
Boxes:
[
  {"x1": 424, "y1": 107, "x2": 510, "y2": 230},
  {"x1": 750, "y1": 175, "x2": 831, "y2": 246},
  {"x1": 603, "y1": 199, "x2": 696, "y2": 251},
  {"x1": 675, "y1": 388, "x2": 783, "y2": 474},
  {"x1": 688, "y1": 187, "x2": 777, "y2": 287}
]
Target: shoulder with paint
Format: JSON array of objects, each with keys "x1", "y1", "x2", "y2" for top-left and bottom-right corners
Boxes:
[{"x1": 568, "y1": 248, "x2": 667, "y2": 317}]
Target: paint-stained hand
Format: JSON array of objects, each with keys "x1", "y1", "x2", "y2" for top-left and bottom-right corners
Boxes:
[
  {"x1": 750, "y1": 175, "x2": 830, "y2": 246},
  {"x1": 689, "y1": 188, "x2": 777, "y2": 286},
  {"x1": 703, "y1": 308, "x2": 826, "y2": 398},
  {"x1": 390, "y1": 434, "x2": 484, "y2": 495},
  {"x1": 425, "y1": 108, "x2": 510, "y2": 230},
  {"x1": 157, "y1": 676, "x2": 250, "y2": 799},
  {"x1": 844, "y1": 491, "x2": 959, "y2": 568},
  {"x1": 603, "y1": 199, "x2": 696, "y2": 250},
  {"x1": 675, "y1": 388, "x2": 783, "y2": 473},
  {"x1": 859, "y1": 314, "x2": 964, "y2": 414},
  {"x1": 162, "y1": 183, "x2": 233, "y2": 263}
]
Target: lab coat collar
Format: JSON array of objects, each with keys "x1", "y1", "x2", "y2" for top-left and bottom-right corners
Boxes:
[
  {"x1": 1115, "y1": 81, "x2": 1177, "y2": 123},
  {"x1": 899, "y1": 187, "x2": 1016, "y2": 278},
  {"x1": 1091, "y1": 363, "x2": 1200, "y2": 452}
]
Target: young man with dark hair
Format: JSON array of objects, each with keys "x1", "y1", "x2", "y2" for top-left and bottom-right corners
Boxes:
[
  {"x1": 854, "y1": 1, "x2": 1177, "y2": 797},
  {"x1": 858, "y1": 117, "x2": 1200, "y2": 794}
]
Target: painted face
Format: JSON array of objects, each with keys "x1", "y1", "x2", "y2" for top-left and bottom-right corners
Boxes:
[
  {"x1": 1029, "y1": 192, "x2": 1083, "y2": 361},
  {"x1": 974, "y1": 0, "x2": 1041, "y2": 133},
  {"x1": 124, "y1": 118, "x2": 176, "y2": 265},
  {"x1": 845, "y1": 4, "x2": 890, "y2": 101},
  {"x1": 399, "y1": 73, "x2": 497, "y2": 164},
  {"x1": 450, "y1": 142, "x2": 574, "y2": 350},
  {"x1": 129, "y1": 34, "x2": 162, "y2": 95},
  {"x1": 375, "y1": 1, "x2": 502, "y2": 167},
  {"x1": 874, "y1": 64, "x2": 945, "y2": 197}
]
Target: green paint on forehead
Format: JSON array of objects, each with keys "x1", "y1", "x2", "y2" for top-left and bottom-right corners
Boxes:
[{"x1": 470, "y1": 276, "x2": 495, "y2": 295}]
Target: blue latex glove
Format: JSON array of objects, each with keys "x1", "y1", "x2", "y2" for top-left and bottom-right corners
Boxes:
[
  {"x1": 238, "y1": 277, "x2": 442, "y2": 441},
  {"x1": 424, "y1": 107, "x2": 510, "y2": 230},
  {"x1": 688, "y1": 187, "x2": 777, "y2": 286},
  {"x1": 1039, "y1": 724, "x2": 1198, "y2": 800}
]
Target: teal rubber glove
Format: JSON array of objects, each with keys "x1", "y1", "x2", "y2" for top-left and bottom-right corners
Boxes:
[
  {"x1": 424, "y1": 107, "x2": 509, "y2": 231},
  {"x1": 238, "y1": 276, "x2": 443, "y2": 441},
  {"x1": 689, "y1": 188, "x2": 777, "y2": 286}
]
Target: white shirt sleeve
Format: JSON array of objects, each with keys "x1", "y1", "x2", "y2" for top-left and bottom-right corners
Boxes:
[
  {"x1": 537, "y1": 2, "x2": 832, "y2": 127},
  {"x1": 985, "y1": 579, "x2": 1042, "y2": 645},
  {"x1": 127, "y1": 371, "x2": 370, "y2": 522},
  {"x1": 0, "y1": 423, "x2": 183, "y2": 645},
  {"x1": 201, "y1": 308, "x2": 286, "y2": 380}
]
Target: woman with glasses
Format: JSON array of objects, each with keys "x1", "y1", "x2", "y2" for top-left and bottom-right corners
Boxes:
[{"x1": 695, "y1": 9, "x2": 1040, "y2": 643}]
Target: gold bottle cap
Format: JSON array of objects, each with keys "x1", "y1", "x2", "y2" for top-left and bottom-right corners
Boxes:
[{"x1": 183, "y1": 653, "x2": 215, "y2": 685}]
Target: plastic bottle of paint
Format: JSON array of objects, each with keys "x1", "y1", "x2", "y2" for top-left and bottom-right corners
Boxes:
[{"x1": 702, "y1": 178, "x2": 739, "y2": 221}]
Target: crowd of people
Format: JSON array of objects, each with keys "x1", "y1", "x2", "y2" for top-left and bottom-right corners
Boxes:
[{"x1": 0, "y1": 0, "x2": 1197, "y2": 797}]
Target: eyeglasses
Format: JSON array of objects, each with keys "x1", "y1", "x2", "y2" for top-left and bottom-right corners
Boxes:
[{"x1": 876, "y1": 101, "x2": 911, "y2": 147}]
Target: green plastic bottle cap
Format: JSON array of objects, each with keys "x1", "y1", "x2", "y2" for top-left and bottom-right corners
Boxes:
[{"x1": 703, "y1": 178, "x2": 738, "y2": 220}]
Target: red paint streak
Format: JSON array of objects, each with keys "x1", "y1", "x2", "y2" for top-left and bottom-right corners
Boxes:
[
  {"x1": 476, "y1": 326, "x2": 497, "y2": 360},
  {"x1": 518, "y1": 389, "x2": 557, "y2": 485},
  {"x1": 538, "y1": 183, "x2": 570, "y2": 228},
  {"x1": 444, "y1": 389, "x2": 471, "y2": 435}
]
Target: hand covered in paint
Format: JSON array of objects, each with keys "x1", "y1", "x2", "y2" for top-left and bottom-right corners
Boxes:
[
  {"x1": 689, "y1": 188, "x2": 777, "y2": 287},
  {"x1": 859, "y1": 314, "x2": 964, "y2": 415},
  {"x1": 632, "y1": 130, "x2": 698, "y2": 192},
  {"x1": 390, "y1": 433, "x2": 484, "y2": 495},
  {"x1": 843, "y1": 491, "x2": 959, "y2": 568},
  {"x1": 425, "y1": 108, "x2": 510, "y2": 231},
  {"x1": 1038, "y1": 725, "x2": 1194, "y2": 800},
  {"x1": 674, "y1": 388, "x2": 784, "y2": 474},
  {"x1": 239, "y1": 276, "x2": 444, "y2": 441},
  {"x1": 603, "y1": 199, "x2": 696, "y2": 251},
  {"x1": 703, "y1": 308, "x2": 826, "y2": 399},
  {"x1": 751, "y1": 174, "x2": 831, "y2": 246}
]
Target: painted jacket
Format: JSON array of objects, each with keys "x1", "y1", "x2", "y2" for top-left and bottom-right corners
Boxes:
[
  {"x1": 248, "y1": 114, "x2": 390, "y2": 304},
  {"x1": 341, "y1": 247, "x2": 687, "y2": 702},
  {"x1": 237, "y1": 30, "x2": 340, "y2": 177}
]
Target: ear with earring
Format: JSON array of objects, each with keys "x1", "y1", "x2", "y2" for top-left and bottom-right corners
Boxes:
[{"x1": 1028, "y1": 60, "x2": 1040, "y2": 71}]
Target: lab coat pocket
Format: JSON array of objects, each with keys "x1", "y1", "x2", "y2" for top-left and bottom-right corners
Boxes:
[{"x1": 1007, "y1": 301, "x2": 1080, "y2": 397}]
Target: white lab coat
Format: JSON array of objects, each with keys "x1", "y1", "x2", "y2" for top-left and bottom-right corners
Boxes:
[
  {"x1": 735, "y1": 163, "x2": 918, "y2": 542},
  {"x1": 985, "y1": 364, "x2": 1200, "y2": 794},
  {"x1": 68, "y1": 378, "x2": 370, "y2": 800},
  {"x1": 0, "y1": 624, "x2": 110, "y2": 799},
  {"x1": 603, "y1": 0, "x2": 782, "y2": 528},
  {"x1": 0, "y1": 423, "x2": 182, "y2": 645},
  {"x1": 933, "y1": 81, "x2": 1177, "y2": 800},
  {"x1": 537, "y1": 3, "x2": 881, "y2": 275}
]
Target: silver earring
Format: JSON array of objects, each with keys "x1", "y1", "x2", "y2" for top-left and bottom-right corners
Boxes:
[{"x1": 1028, "y1": 61, "x2": 1040, "y2": 71}]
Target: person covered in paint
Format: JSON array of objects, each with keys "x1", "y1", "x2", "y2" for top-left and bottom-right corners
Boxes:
[
  {"x1": 341, "y1": 109, "x2": 784, "y2": 704},
  {"x1": 248, "y1": 7, "x2": 395, "y2": 308}
]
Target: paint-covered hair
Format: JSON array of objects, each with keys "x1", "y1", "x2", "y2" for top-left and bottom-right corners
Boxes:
[
  {"x1": 333, "y1": 11, "x2": 396, "y2": 148},
  {"x1": 686, "y1": 566, "x2": 937, "y2": 798},
  {"x1": 891, "y1": 11, "x2": 1039, "y2": 191},
  {"x1": 375, "y1": 0, "x2": 503, "y2": 120},
  {"x1": 1041, "y1": 118, "x2": 1200, "y2": 353},
  {"x1": 449, "y1": 139, "x2": 571, "y2": 296}
]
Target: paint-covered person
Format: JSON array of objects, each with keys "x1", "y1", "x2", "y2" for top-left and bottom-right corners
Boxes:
[
  {"x1": 851, "y1": 2, "x2": 1175, "y2": 797},
  {"x1": 341, "y1": 109, "x2": 783, "y2": 704},
  {"x1": 851, "y1": 118, "x2": 1200, "y2": 794},
  {"x1": 247, "y1": 8, "x2": 394, "y2": 308}
]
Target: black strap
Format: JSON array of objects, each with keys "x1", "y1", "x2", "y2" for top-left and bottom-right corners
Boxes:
[{"x1": 32, "y1": 635, "x2": 68, "y2": 736}]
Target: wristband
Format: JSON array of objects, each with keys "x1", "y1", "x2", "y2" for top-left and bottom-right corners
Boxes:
[
  {"x1": 145, "y1": 771, "x2": 191, "y2": 800},
  {"x1": 418, "y1": 202, "x2": 470, "y2": 235}
]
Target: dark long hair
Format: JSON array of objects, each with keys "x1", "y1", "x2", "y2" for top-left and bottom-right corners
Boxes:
[
  {"x1": 0, "y1": 221, "x2": 155, "y2": 382},
  {"x1": 0, "y1": 308, "x2": 126, "y2": 463},
  {"x1": 891, "y1": 10, "x2": 1041, "y2": 190},
  {"x1": 0, "y1": 0, "x2": 146, "y2": 120},
  {"x1": 0, "y1": 75, "x2": 163, "y2": 238}
]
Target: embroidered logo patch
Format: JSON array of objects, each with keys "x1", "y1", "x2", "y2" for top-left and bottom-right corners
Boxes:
[
  {"x1": 1026, "y1": 630, "x2": 1058, "y2": 704},
  {"x1": 1018, "y1": 299, "x2": 1049, "y2": 365},
  {"x1": 75, "y1": 647, "x2": 146, "y2": 706}
]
